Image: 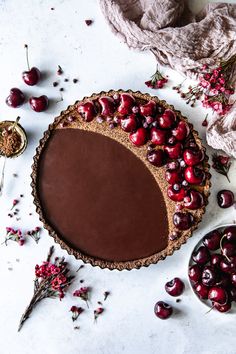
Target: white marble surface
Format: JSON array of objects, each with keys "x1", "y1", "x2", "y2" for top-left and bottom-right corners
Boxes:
[{"x1": 0, "y1": 1, "x2": 236, "y2": 353}]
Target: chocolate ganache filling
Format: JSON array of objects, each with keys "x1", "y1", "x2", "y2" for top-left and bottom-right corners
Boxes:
[{"x1": 37, "y1": 128, "x2": 168, "y2": 261}]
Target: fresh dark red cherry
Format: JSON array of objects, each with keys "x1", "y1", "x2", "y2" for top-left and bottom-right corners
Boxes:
[
  {"x1": 216, "y1": 272, "x2": 231, "y2": 288},
  {"x1": 171, "y1": 121, "x2": 190, "y2": 141},
  {"x1": 99, "y1": 96, "x2": 116, "y2": 116},
  {"x1": 231, "y1": 274, "x2": 236, "y2": 287},
  {"x1": 164, "y1": 142, "x2": 183, "y2": 159},
  {"x1": 6, "y1": 88, "x2": 25, "y2": 108},
  {"x1": 29, "y1": 95, "x2": 48, "y2": 112},
  {"x1": 129, "y1": 127, "x2": 147, "y2": 146},
  {"x1": 192, "y1": 246, "x2": 210, "y2": 265},
  {"x1": 228, "y1": 287, "x2": 236, "y2": 301},
  {"x1": 189, "y1": 264, "x2": 202, "y2": 283},
  {"x1": 147, "y1": 149, "x2": 166, "y2": 167},
  {"x1": 214, "y1": 301, "x2": 231, "y2": 313},
  {"x1": 165, "y1": 277, "x2": 185, "y2": 296},
  {"x1": 183, "y1": 148, "x2": 204, "y2": 166},
  {"x1": 203, "y1": 230, "x2": 221, "y2": 251},
  {"x1": 150, "y1": 127, "x2": 168, "y2": 145},
  {"x1": 224, "y1": 226, "x2": 236, "y2": 242},
  {"x1": 220, "y1": 256, "x2": 236, "y2": 274},
  {"x1": 167, "y1": 185, "x2": 187, "y2": 202},
  {"x1": 22, "y1": 45, "x2": 40, "y2": 86},
  {"x1": 154, "y1": 301, "x2": 173, "y2": 320},
  {"x1": 173, "y1": 212, "x2": 194, "y2": 230},
  {"x1": 184, "y1": 166, "x2": 205, "y2": 185},
  {"x1": 158, "y1": 109, "x2": 176, "y2": 129},
  {"x1": 221, "y1": 242, "x2": 236, "y2": 258},
  {"x1": 165, "y1": 169, "x2": 183, "y2": 185},
  {"x1": 208, "y1": 286, "x2": 228, "y2": 305},
  {"x1": 139, "y1": 100, "x2": 156, "y2": 117},
  {"x1": 117, "y1": 93, "x2": 135, "y2": 115},
  {"x1": 202, "y1": 266, "x2": 218, "y2": 287},
  {"x1": 183, "y1": 190, "x2": 204, "y2": 210},
  {"x1": 211, "y1": 254, "x2": 223, "y2": 267},
  {"x1": 78, "y1": 101, "x2": 96, "y2": 122},
  {"x1": 217, "y1": 190, "x2": 235, "y2": 209},
  {"x1": 121, "y1": 114, "x2": 137, "y2": 132},
  {"x1": 194, "y1": 283, "x2": 209, "y2": 299}
]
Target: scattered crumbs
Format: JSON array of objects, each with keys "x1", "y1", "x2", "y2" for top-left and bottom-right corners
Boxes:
[
  {"x1": 29, "y1": 213, "x2": 32, "y2": 216},
  {"x1": 16, "y1": 217, "x2": 21, "y2": 221},
  {"x1": 176, "y1": 299, "x2": 181, "y2": 303},
  {"x1": 16, "y1": 259, "x2": 20, "y2": 262},
  {"x1": 85, "y1": 19, "x2": 93, "y2": 26},
  {"x1": 20, "y1": 194, "x2": 24, "y2": 198},
  {"x1": 53, "y1": 81, "x2": 59, "y2": 87},
  {"x1": 8, "y1": 213, "x2": 13, "y2": 218},
  {"x1": 59, "y1": 87, "x2": 64, "y2": 92},
  {"x1": 64, "y1": 78, "x2": 69, "y2": 82},
  {"x1": 98, "y1": 301, "x2": 102, "y2": 305},
  {"x1": 51, "y1": 7, "x2": 55, "y2": 10},
  {"x1": 80, "y1": 280, "x2": 84, "y2": 283},
  {"x1": 13, "y1": 173, "x2": 18, "y2": 178},
  {"x1": 73, "y1": 78, "x2": 78, "y2": 84},
  {"x1": 57, "y1": 65, "x2": 63, "y2": 75},
  {"x1": 74, "y1": 326, "x2": 80, "y2": 330},
  {"x1": 8, "y1": 267, "x2": 13, "y2": 271}
]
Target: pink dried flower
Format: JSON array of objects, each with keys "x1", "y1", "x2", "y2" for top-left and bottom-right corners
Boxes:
[
  {"x1": 10, "y1": 199, "x2": 19, "y2": 210},
  {"x1": 70, "y1": 306, "x2": 84, "y2": 321},
  {"x1": 94, "y1": 307, "x2": 104, "y2": 322},
  {"x1": 145, "y1": 66, "x2": 168, "y2": 89},
  {"x1": 73, "y1": 287, "x2": 90, "y2": 308}
]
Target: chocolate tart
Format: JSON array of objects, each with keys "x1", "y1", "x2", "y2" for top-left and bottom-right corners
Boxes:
[{"x1": 31, "y1": 90, "x2": 211, "y2": 270}]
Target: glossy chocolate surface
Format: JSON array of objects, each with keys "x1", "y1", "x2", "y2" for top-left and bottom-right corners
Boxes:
[{"x1": 37, "y1": 128, "x2": 169, "y2": 261}]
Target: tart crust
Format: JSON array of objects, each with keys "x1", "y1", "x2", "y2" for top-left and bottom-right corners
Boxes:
[{"x1": 31, "y1": 90, "x2": 211, "y2": 270}]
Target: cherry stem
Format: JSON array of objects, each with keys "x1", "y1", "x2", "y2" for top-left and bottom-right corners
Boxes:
[
  {"x1": 220, "y1": 233, "x2": 231, "y2": 262},
  {"x1": 205, "y1": 304, "x2": 214, "y2": 314},
  {"x1": 24, "y1": 44, "x2": 30, "y2": 71}
]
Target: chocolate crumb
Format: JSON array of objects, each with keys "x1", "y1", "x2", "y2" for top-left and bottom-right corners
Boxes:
[
  {"x1": 29, "y1": 213, "x2": 32, "y2": 216},
  {"x1": 73, "y1": 78, "x2": 78, "y2": 84},
  {"x1": 80, "y1": 280, "x2": 84, "y2": 283},
  {"x1": 51, "y1": 7, "x2": 55, "y2": 10},
  {"x1": 176, "y1": 299, "x2": 181, "y2": 303},
  {"x1": 8, "y1": 267, "x2": 13, "y2": 271},
  {"x1": 13, "y1": 173, "x2": 18, "y2": 177},
  {"x1": 53, "y1": 82, "x2": 59, "y2": 87},
  {"x1": 97, "y1": 301, "x2": 102, "y2": 305},
  {"x1": 64, "y1": 78, "x2": 69, "y2": 82},
  {"x1": 59, "y1": 88, "x2": 64, "y2": 92},
  {"x1": 85, "y1": 19, "x2": 93, "y2": 26},
  {"x1": 20, "y1": 194, "x2": 24, "y2": 198}
]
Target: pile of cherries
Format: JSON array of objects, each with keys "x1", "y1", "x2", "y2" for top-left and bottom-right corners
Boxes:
[
  {"x1": 78, "y1": 92, "x2": 207, "y2": 232},
  {"x1": 189, "y1": 225, "x2": 236, "y2": 313},
  {"x1": 5, "y1": 45, "x2": 48, "y2": 112}
]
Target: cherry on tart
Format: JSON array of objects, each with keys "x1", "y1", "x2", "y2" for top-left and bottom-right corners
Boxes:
[
  {"x1": 22, "y1": 45, "x2": 40, "y2": 86},
  {"x1": 150, "y1": 127, "x2": 168, "y2": 145},
  {"x1": 172, "y1": 121, "x2": 190, "y2": 141},
  {"x1": 78, "y1": 101, "x2": 97, "y2": 122},
  {"x1": 158, "y1": 109, "x2": 176, "y2": 129},
  {"x1": 139, "y1": 100, "x2": 156, "y2": 116},
  {"x1": 184, "y1": 166, "x2": 205, "y2": 185},
  {"x1": 6, "y1": 88, "x2": 25, "y2": 108},
  {"x1": 154, "y1": 301, "x2": 173, "y2": 319},
  {"x1": 99, "y1": 96, "x2": 116, "y2": 116},
  {"x1": 121, "y1": 114, "x2": 137, "y2": 132},
  {"x1": 164, "y1": 142, "x2": 183, "y2": 159},
  {"x1": 117, "y1": 93, "x2": 135, "y2": 115},
  {"x1": 29, "y1": 95, "x2": 49, "y2": 112},
  {"x1": 32, "y1": 90, "x2": 210, "y2": 270},
  {"x1": 129, "y1": 127, "x2": 147, "y2": 146},
  {"x1": 183, "y1": 148, "x2": 204, "y2": 166}
]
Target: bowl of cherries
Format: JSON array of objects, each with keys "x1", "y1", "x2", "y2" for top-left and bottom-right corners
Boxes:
[{"x1": 188, "y1": 224, "x2": 236, "y2": 313}]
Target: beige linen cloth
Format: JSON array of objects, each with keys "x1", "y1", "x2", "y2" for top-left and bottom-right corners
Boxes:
[{"x1": 99, "y1": 0, "x2": 236, "y2": 157}]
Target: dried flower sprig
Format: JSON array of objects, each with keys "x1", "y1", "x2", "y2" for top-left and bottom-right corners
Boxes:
[
  {"x1": 173, "y1": 55, "x2": 236, "y2": 114},
  {"x1": 145, "y1": 66, "x2": 168, "y2": 89},
  {"x1": 10, "y1": 199, "x2": 19, "y2": 210},
  {"x1": 212, "y1": 153, "x2": 232, "y2": 182},
  {"x1": 70, "y1": 306, "x2": 84, "y2": 322},
  {"x1": 18, "y1": 246, "x2": 74, "y2": 331},
  {"x1": 94, "y1": 307, "x2": 104, "y2": 323},
  {"x1": 73, "y1": 287, "x2": 90, "y2": 308},
  {"x1": 3, "y1": 227, "x2": 24, "y2": 246},
  {"x1": 27, "y1": 227, "x2": 41, "y2": 244}
]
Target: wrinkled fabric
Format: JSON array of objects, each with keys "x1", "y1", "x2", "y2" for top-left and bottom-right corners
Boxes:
[{"x1": 100, "y1": 0, "x2": 236, "y2": 157}]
